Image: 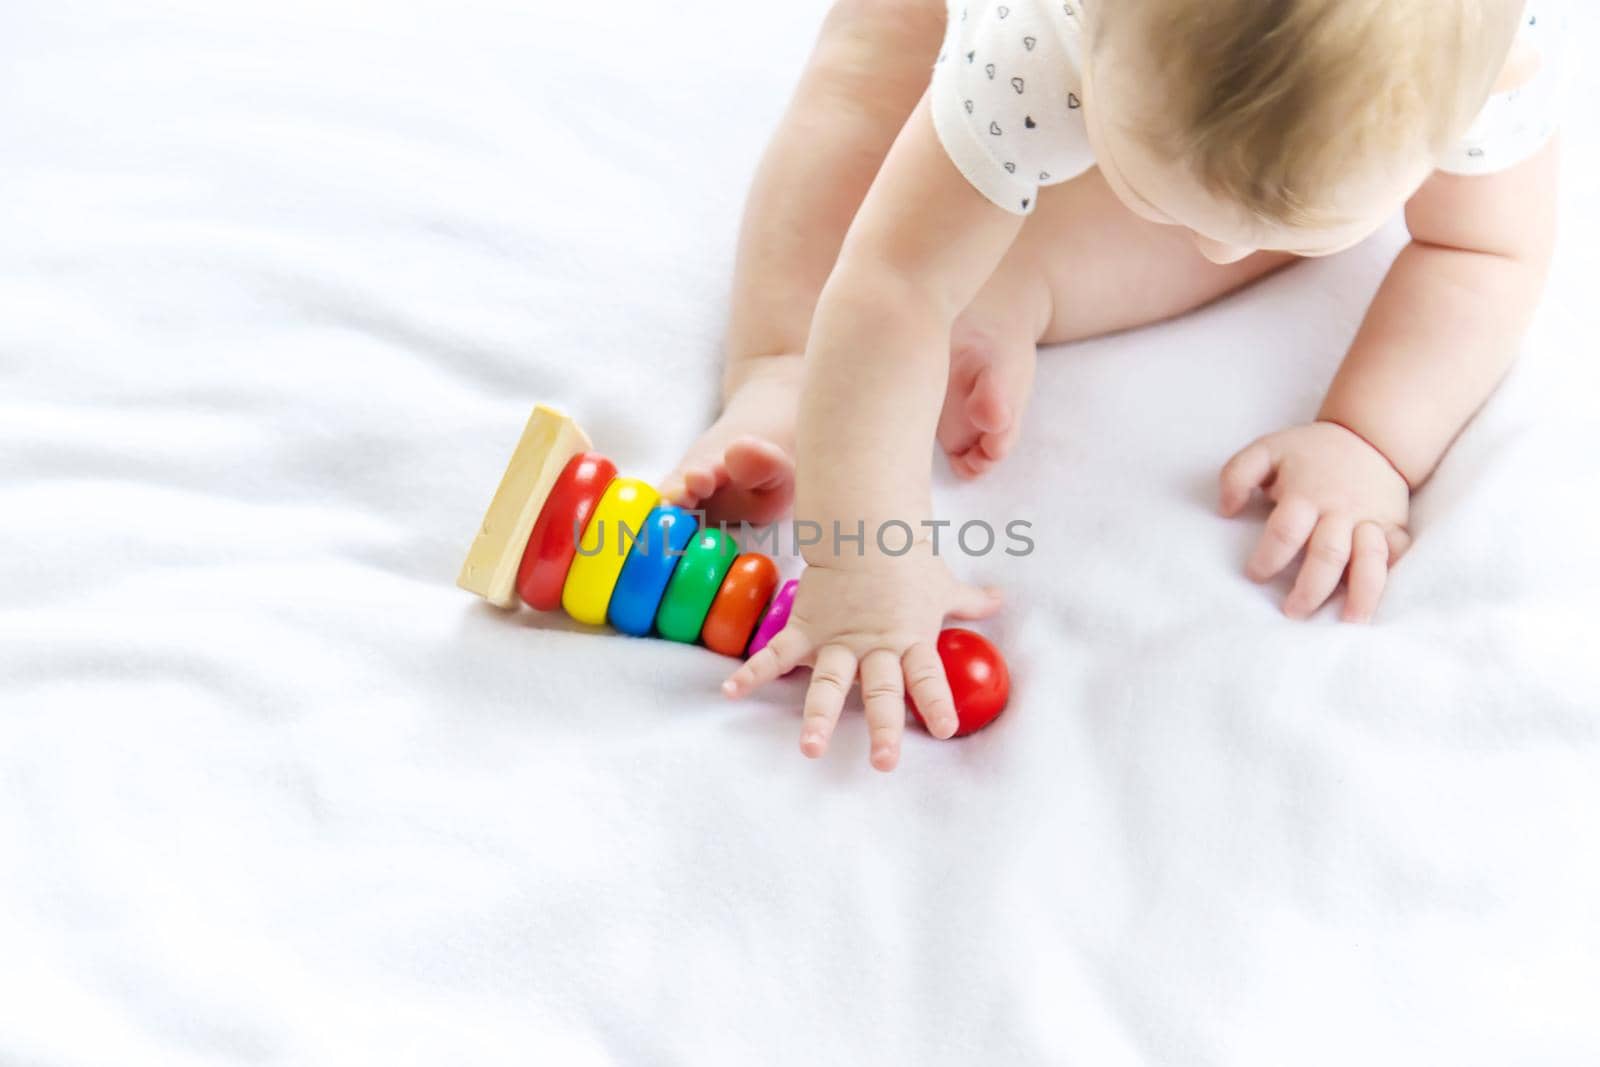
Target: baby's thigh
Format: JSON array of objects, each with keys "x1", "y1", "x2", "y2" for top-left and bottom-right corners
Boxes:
[{"x1": 1018, "y1": 168, "x2": 1293, "y2": 344}]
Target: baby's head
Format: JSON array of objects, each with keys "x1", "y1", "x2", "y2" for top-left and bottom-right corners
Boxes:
[{"x1": 1082, "y1": 0, "x2": 1526, "y2": 262}]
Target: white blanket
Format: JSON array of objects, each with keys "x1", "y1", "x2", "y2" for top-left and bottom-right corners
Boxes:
[{"x1": 3, "y1": 2, "x2": 1598, "y2": 1063}]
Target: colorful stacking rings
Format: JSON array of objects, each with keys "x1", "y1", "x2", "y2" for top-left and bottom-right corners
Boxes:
[
  {"x1": 655, "y1": 527, "x2": 739, "y2": 644},
  {"x1": 701, "y1": 553, "x2": 781, "y2": 657},
  {"x1": 562, "y1": 477, "x2": 661, "y2": 626},
  {"x1": 745, "y1": 578, "x2": 798, "y2": 660},
  {"x1": 608, "y1": 505, "x2": 700, "y2": 637},
  {"x1": 514, "y1": 449, "x2": 795, "y2": 657},
  {"x1": 517, "y1": 453, "x2": 617, "y2": 611}
]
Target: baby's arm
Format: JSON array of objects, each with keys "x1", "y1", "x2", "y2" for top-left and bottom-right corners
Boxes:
[
  {"x1": 1222, "y1": 139, "x2": 1560, "y2": 621},
  {"x1": 799, "y1": 94, "x2": 1023, "y2": 547},
  {"x1": 724, "y1": 93, "x2": 1022, "y2": 771},
  {"x1": 722, "y1": 2, "x2": 946, "y2": 381},
  {"x1": 1321, "y1": 139, "x2": 1559, "y2": 484}
]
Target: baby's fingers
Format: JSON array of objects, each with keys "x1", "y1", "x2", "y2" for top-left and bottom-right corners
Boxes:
[
  {"x1": 723, "y1": 627, "x2": 810, "y2": 698},
  {"x1": 799, "y1": 644, "x2": 857, "y2": 759},
  {"x1": 947, "y1": 583, "x2": 1004, "y2": 622},
  {"x1": 1246, "y1": 496, "x2": 1318, "y2": 582},
  {"x1": 1220, "y1": 440, "x2": 1275, "y2": 516},
  {"x1": 1284, "y1": 515, "x2": 1353, "y2": 619},
  {"x1": 1342, "y1": 521, "x2": 1391, "y2": 623},
  {"x1": 1385, "y1": 525, "x2": 1413, "y2": 562},
  {"x1": 903, "y1": 641, "x2": 959, "y2": 741},
  {"x1": 859, "y1": 649, "x2": 906, "y2": 773}
]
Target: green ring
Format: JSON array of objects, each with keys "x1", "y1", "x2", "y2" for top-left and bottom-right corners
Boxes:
[{"x1": 655, "y1": 528, "x2": 739, "y2": 643}]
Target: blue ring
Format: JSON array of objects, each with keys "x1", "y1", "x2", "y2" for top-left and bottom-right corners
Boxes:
[{"x1": 608, "y1": 505, "x2": 700, "y2": 636}]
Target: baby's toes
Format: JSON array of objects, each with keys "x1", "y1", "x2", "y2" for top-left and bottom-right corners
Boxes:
[
  {"x1": 941, "y1": 435, "x2": 978, "y2": 474},
  {"x1": 963, "y1": 367, "x2": 1014, "y2": 437},
  {"x1": 952, "y1": 427, "x2": 1019, "y2": 479},
  {"x1": 703, "y1": 438, "x2": 796, "y2": 526},
  {"x1": 723, "y1": 437, "x2": 793, "y2": 493},
  {"x1": 937, "y1": 407, "x2": 981, "y2": 466},
  {"x1": 659, "y1": 472, "x2": 691, "y2": 506},
  {"x1": 949, "y1": 448, "x2": 995, "y2": 480},
  {"x1": 680, "y1": 463, "x2": 726, "y2": 506},
  {"x1": 977, "y1": 427, "x2": 1018, "y2": 464}
]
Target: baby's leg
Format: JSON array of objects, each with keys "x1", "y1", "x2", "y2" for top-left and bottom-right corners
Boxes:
[
  {"x1": 663, "y1": 0, "x2": 946, "y2": 523},
  {"x1": 939, "y1": 167, "x2": 1295, "y2": 475}
]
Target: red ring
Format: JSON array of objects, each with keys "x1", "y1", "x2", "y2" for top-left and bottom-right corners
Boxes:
[{"x1": 516, "y1": 452, "x2": 618, "y2": 611}]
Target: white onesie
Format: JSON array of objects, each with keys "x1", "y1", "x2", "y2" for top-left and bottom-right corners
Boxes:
[
  {"x1": 1436, "y1": 1, "x2": 1570, "y2": 175},
  {"x1": 931, "y1": 0, "x2": 1094, "y2": 216},
  {"x1": 930, "y1": 0, "x2": 1569, "y2": 217}
]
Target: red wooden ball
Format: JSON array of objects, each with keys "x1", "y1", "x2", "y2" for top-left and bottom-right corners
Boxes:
[{"x1": 910, "y1": 628, "x2": 1010, "y2": 737}]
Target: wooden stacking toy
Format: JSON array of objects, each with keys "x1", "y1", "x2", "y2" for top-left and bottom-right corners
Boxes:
[{"x1": 459, "y1": 405, "x2": 1010, "y2": 734}]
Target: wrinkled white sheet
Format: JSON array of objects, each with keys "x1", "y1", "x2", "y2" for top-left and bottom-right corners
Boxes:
[{"x1": 3, "y1": 2, "x2": 1598, "y2": 1064}]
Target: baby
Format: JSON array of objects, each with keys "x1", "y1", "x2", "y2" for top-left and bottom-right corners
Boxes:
[{"x1": 662, "y1": 0, "x2": 1564, "y2": 770}]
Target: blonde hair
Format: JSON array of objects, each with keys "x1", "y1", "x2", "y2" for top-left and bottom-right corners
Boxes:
[{"x1": 1093, "y1": 0, "x2": 1526, "y2": 226}]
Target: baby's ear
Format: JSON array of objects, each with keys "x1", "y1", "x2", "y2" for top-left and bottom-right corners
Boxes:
[{"x1": 1491, "y1": 34, "x2": 1541, "y2": 94}]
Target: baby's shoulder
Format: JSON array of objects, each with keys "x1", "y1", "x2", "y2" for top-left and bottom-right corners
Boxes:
[
  {"x1": 931, "y1": 0, "x2": 1098, "y2": 215},
  {"x1": 1437, "y1": 0, "x2": 1569, "y2": 177}
]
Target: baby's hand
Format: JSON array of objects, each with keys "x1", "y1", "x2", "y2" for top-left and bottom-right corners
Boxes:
[
  {"x1": 1220, "y1": 421, "x2": 1412, "y2": 622},
  {"x1": 721, "y1": 545, "x2": 1002, "y2": 772}
]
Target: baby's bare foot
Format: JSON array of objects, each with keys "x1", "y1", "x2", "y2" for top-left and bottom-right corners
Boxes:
[
  {"x1": 662, "y1": 355, "x2": 801, "y2": 526},
  {"x1": 937, "y1": 325, "x2": 1037, "y2": 479}
]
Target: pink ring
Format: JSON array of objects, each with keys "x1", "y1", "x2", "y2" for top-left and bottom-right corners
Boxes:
[{"x1": 745, "y1": 579, "x2": 797, "y2": 660}]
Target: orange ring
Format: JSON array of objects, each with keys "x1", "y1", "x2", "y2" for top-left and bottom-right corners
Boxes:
[{"x1": 700, "y1": 553, "x2": 781, "y2": 657}]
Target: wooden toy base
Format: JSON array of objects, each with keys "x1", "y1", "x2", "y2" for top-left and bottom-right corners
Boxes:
[{"x1": 457, "y1": 405, "x2": 590, "y2": 608}]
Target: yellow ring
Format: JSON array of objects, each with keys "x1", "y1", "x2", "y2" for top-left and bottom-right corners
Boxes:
[{"x1": 561, "y1": 477, "x2": 662, "y2": 626}]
